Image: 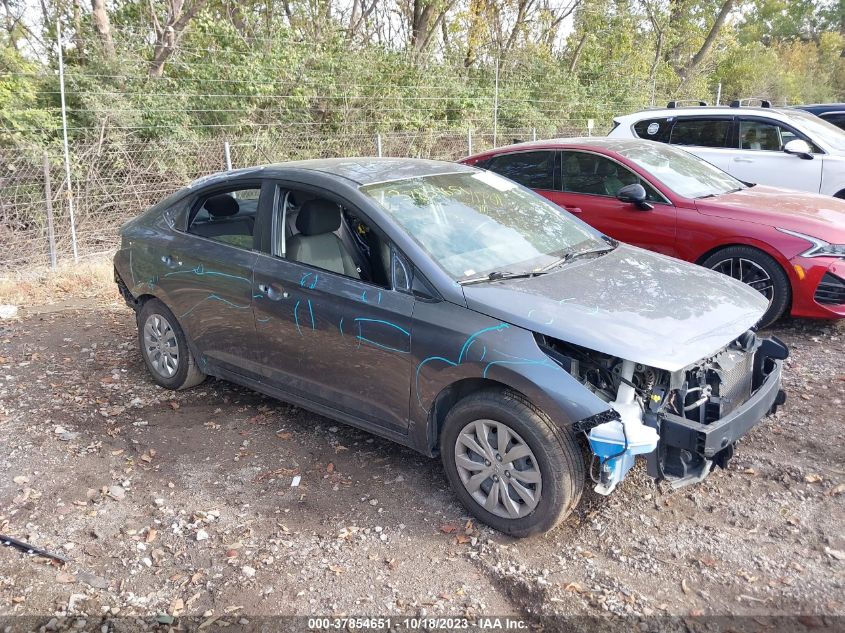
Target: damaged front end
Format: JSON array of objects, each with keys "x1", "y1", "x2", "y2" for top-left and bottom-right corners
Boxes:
[{"x1": 538, "y1": 332, "x2": 787, "y2": 494}]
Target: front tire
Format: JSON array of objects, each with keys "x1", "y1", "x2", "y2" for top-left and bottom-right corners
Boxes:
[
  {"x1": 700, "y1": 246, "x2": 790, "y2": 329},
  {"x1": 137, "y1": 299, "x2": 206, "y2": 390},
  {"x1": 440, "y1": 389, "x2": 584, "y2": 537}
]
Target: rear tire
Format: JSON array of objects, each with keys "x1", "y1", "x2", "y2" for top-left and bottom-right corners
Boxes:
[
  {"x1": 137, "y1": 298, "x2": 206, "y2": 390},
  {"x1": 700, "y1": 246, "x2": 790, "y2": 329},
  {"x1": 440, "y1": 389, "x2": 584, "y2": 537}
]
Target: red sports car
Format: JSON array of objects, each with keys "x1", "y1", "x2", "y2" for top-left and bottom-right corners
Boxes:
[{"x1": 461, "y1": 138, "x2": 845, "y2": 327}]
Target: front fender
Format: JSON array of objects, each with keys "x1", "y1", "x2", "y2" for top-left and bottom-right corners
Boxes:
[{"x1": 409, "y1": 300, "x2": 611, "y2": 453}]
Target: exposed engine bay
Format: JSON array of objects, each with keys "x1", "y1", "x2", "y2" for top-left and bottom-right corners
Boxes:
[{"x1": 537, "y1": 331, "x2": 788, "y2": 494}]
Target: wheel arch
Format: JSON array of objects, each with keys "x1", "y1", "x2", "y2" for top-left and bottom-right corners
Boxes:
[
  {"x1": 426, "y1": 378, "x2": 522, "y2": 456},
  {"x1": 694, "y1": 241, "x2": 794, "y2": 319},
  {"x1": 693, "y1": 240, "x2": 787, "y2": 268}
]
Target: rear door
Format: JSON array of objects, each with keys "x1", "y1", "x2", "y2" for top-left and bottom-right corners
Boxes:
[
  {"x1": 667, "y1": 116, "x2": 735, "y2": 171},
  {"x1": 483, "y1": 150, "x2": 557, "y2": 194},
  {"x1": 728, "y1": 117, "x2": 823, "y2": 192},
  {"x1": 162, "y1": 180, "x2": 266, "y2": 375},
  {"x1": 251, "y1": 181, "x2": 415, "y2": 435},
  {"x1": 546, "y1": 150, "x2": 677, "y2": 256}
]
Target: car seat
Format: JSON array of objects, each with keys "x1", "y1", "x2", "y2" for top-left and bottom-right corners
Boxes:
[{"x1": 287, "y1": 199, "x2": 360, "y2": 278}]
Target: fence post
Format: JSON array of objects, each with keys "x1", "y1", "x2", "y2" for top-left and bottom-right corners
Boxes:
[
  {"x1": 43, "y1": 151, "x2": 57, "y2": 271},
  {"x1": 467, "y1": 129, "x2": 472, "y2": 155},
  {"x1": 56, "y1": 19, "x2": 78, "y2": 262},
  {"x1": 224, "y1": 141, "x2": 232, "y2": 170},
  {"x1": 376, "y1": 133, "x2": 382, "y2": 157},
  {"x1": 493, "y1": 57, "x2": 499, "y2": 148}
]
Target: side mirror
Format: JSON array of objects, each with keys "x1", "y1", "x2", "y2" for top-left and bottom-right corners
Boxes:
[
  {"x1": 617, "y1": 183, "x2": 653, "y2": 210},
  {"x1": 783, "y1": 139, "x2": 813, "y2": 160}
]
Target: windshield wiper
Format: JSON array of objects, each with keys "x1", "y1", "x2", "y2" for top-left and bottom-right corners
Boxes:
[
  {"x1": 460, "y1": 270, "x2": 543, "y2": 285},
  {"x1": 538, "y1": 243, "x2": 617, "y2": 273}
]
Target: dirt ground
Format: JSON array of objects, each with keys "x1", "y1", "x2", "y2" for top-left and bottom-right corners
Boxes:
[{"x1": 1, "y1": 286, "x2": 844, "y2": 628}]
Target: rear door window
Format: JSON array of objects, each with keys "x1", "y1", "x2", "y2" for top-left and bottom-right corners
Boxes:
[
  {"x1": 188, "y1": 187, "x2": 261, "y2": 250},
  {"x1": 633, "y1": 117, "x2": 672, "y2": 142},
  {"x1": 484, "y1": 151, "x2": 555, "y2": 190},
  {"x1": 669, "y1": 117, "x2": 732, "y2": 148}
]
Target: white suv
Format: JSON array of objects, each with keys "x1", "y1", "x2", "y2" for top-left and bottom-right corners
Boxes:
[{"x1": 608, "y1": 101, "x2": 845, "y2": 198}]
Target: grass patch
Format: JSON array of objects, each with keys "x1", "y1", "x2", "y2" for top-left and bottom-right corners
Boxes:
[{"x1": 0, "y1": 256, "x2": 118, "y2": 307}]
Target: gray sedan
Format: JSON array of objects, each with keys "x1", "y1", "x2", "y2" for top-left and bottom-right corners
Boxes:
[{"x1": 114, "y1": 158, "x2": 787, "y2": 536}]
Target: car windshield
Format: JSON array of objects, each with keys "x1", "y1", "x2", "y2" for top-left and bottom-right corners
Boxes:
[
  {"x1": 616, "y1": 142, "x2": 745, "y2": 199},
  {"x1": 360, "y1": 171, "x2": 605, "y2": 281},
  {"x1": 782, "y1": 109, "x2": 845, "y2": 152}
]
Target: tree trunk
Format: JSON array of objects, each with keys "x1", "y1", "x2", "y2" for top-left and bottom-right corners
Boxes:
[
  {"x1": 503, "y1": 0, "x2": 535, "y2": 53},
  {"x1": 410, "y1": 0, "x2": 436, "y2": 51},
  {"x1": 149, "y1": 0, "x2": 208, "y2": 77},
  {"x1": 91, "y1": 0, "x2": 115, "y2": 58},
  {"x1": 680, "y1": 0, "x2": 736, "y2": 78},
  {"x1": 568, "y1": 32, "x2": 587, "y2": 73}
]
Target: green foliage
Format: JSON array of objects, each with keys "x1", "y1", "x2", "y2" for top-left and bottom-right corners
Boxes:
[
  {"x1": 0, "y1": 45, "x2": 59, "y2": 147},
  {"x1": 1, "y1": 0, "x2": 843, "y2": 153}
]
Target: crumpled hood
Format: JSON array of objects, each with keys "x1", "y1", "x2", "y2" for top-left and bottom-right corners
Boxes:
[
  {"x1": 695, "y1": 185, "x2": 845, "y2": 241},
  {"x1": 461, "y1": 244, "x2": 767, "y2": 371}
]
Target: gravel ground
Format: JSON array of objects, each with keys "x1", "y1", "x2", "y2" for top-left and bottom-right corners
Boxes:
[{"x1": 0, "y1": 295, "x2": 843, "y2": 629}]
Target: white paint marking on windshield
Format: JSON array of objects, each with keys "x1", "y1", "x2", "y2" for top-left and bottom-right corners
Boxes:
[{"x1": 472, "y1": 171, "x2": 517, "y2": 192}]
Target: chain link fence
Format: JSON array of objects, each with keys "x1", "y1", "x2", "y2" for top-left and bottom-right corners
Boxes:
[{"x1": 1, "y1": 120, "x2": 601, "y2": 274}]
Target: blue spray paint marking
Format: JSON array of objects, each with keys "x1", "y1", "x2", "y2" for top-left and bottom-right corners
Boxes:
[
  {"x1": 338, "y1": 317, "x2": 344, "y2": 336},
  {"x1": 527, "y1": 309, "x2": 535, "y2": 319},
  {"x1": 180, "y1": 294, "x2": 251, "y2": 319},
  {"x1": 353, "y1": 318, "x2": 411, "y2": 337},
  {"x1": 307, "y1": 300, "x2": 315, "y2": 330},
  {"x1": 253, "y1": 293, "x2": 264, "y2": 299},
  {"x1": 309, "y1": 274, "x2": 319, "y2": 289},
  {"x1": 257, "y1": 317, "x2": 270, "y2": 323},
  {"x1": 457, "y1": 323, "x2": 509, "y2": 364},
  {"x1": 415, "y1": 356, "x2": 458, "y2": 411},
  {"x1": 353, "y1": 318, "x2": 411, "y2": 354},
  {"x1": 299, "y1": 272, "x2": 312, "y2": 287},
  {"x1": 164, "y1": 264, "x2": 251, "y2": 286},
  {"x1": 361, "y1": 290, "x2": 368, "y2": 302},
  {"x1": 414, "y1": 323, "x2": 559, "y2": 413},
  {"x1": 293, "y1": 301, "x2": 303, "y2": 336},
  {"x1": 377, "y1": 291, "x2": 382, "y2": 305}
]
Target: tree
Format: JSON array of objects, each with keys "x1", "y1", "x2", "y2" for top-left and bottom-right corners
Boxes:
[
  {"x1": 149, "y1": 0, "x2": 209, "y2": 77},
  {"x1": 91, "y1": 0, "x2": 115, "y2": 59}
]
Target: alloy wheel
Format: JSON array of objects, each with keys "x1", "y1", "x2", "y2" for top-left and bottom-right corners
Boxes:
[
  {"x1": 454, "y1": 419, "x2": 542, "y2": 519},
  {"x1": 143, "y1": 313, "x2": 179, "y2": 378},
  {"x1": 709, "y1": 257, "x2": 775, "y2": 305}
]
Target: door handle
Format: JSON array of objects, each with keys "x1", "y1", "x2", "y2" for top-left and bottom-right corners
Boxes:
[
  {"x1": 257, "y1": 283, "x2": 287, "y2": 300},
  {"x1": 160, "y1": 255, "x2": 180, "y2": 268},
  {"x1": 565, "y1": 206, "x2": 582, "y2": 214},
  {"x1": 734, "y1": 158, "x2": 754, "y2": 163}
]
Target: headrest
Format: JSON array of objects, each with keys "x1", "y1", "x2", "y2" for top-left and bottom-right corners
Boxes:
[
  {"x1": 597, "y1": 160, "x2": 617, "y2": 176},
  {"x1": 296, "y1": 199, "x2": 341, "y2": 236},
  {"x1": 205, "y1": 195, "x2": 239, "y2": 217}
]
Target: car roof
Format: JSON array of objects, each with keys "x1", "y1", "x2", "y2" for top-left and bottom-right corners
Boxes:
[
  {"x1": 795, "y1": 103, "x2": 845, "y2": 113},
  {"x1": 467, "y1": 136, "x2": 660, "y2": 156},
  {"x1": 614, "y1": 106, "x2": 796, "y2": 121},
  {"x1": 188, "y1": 157, "x2": 475, "y2": 189}
]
